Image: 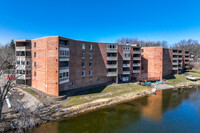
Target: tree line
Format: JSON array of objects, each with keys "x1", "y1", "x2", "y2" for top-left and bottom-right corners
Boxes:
[{"x1": 116, "y1": 37, "x2": 200, "y2": 61}]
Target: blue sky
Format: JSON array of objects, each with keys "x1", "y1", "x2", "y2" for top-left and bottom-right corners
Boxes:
[{"x1": 0, "y1": 0, "x2": 200, "y2": 45}]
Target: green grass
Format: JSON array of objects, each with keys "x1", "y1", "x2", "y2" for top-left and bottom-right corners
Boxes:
[
  {"x1": 21, "y1": 87, "x2": 40, "y2": 99},
  {"x1": 187, "y1": 68, "x2": 200, "y2": 77},
  {"x1": 167, "y1": 75, "x2": 191, "y2": 85},
  {"x1": 62, "y1": 84, "x2": 148, "y2": 108}
]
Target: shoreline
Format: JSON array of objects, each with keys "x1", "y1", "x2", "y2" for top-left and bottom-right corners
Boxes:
[{"x1": 1, "y1": 81, "x2": 200, "y2": 132}]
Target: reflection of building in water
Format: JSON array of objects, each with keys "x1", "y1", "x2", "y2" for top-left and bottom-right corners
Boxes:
[{"x1": 141, "y1": 90, "x2": 164, "y2": 121}]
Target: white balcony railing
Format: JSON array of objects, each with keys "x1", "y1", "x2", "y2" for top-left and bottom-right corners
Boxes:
[
  {"x1": 59, "y1": 77, "x2": 69, "y2": 84},
  {"x1": 107, "y1": 56, "x2": 117, "y2": 60},
  {"x1": 133, "y1": 51, "x2": 141, "y2": 54},
  {"x1": 173, "y1": 67, "x2": 178, "y2": 70},
  {"x1": 107, "y1": 48, "x2": 117, "y2": 53},
  {"x1": 133, "y1": 57, "x2": 141, "y2": 60},
  {"x1": 123, "y1": 64, "x2": 130, "y2": 67},
  {"x1": 172, "y1": 62, "x2": 178, "y2": 65},
  {"x1": 59, "y1": 66, "x2": 69, "y2": 70},
  {"x1": 123, "y1": 71, "x2": 130, "y2": 75},
  {"x1": 107, "y1": 72, "x2": 117, "y2": 77},
  {"x1": 107, "y1": 64, "x2": 117, "y2": 69},
  {"x1": 173, "y1": 58, "x2": 178, "y2": 60},
  {"x1": 132, "y1": 70, "x2": 140, "y2": 73},
  {"x1": 173, "y1": 53, "x2": 178, "y2": 55},
  {"x1": 123, "y1": 57, "x2": 130, "y2": 60},
  {"x1": 133, "y1": 63, "x2": 140, "y2": 67}
]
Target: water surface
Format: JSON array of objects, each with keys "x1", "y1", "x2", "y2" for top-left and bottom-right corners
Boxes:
[{"x1": 32, "y1": 86, "x2": 200, "y2": 133}]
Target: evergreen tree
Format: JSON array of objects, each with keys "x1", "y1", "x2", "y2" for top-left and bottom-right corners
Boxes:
[{"x1": 9, "y1": 39, "x2": 15, "y2": 50}]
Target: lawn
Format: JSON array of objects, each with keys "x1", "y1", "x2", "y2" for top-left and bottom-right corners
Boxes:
[
  {"x1": 62, "y1": 84, "x2": 148, "y2": 108},
  {"x1": 187, "y1": 68, "x2": 200, "y2": 77},
  {"x1": 167, "y1": 75, "x2": 191, "y2": 85}
]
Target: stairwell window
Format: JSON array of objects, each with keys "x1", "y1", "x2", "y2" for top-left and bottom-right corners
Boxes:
[
  {"x1": 34, "y1": 62, "x2": 36, "y2": 69},
  {"x1": 34, "y1": 72, "x2": 36, "y2": 78},
  {"x1": 89, "y1": 70, "x2": 92, "y2": 76},
  {"x1": 82, "y1": 44, "x2": 85, "y2": 50},
  {"x1": 34, "y1": 42, "x2": 36, "y2": 48},
  {"x1": 82, "y1": 71, "x2": 85, "y2": 77},
  {"x1": 89, "y1": 53, "x2": 92, "y2": 59},
  {"x1": 89, "y1": 61, "x2": 92, "y2": 67},
  {"x1": 82, "y1": 53, "x2": 85, "y2": 59},
  {"x1": 34, "y1": 52, "x2": 36, "y2": 58},
  {"x1": 89, "y1": 45, "x2": 92, "y2": 50},
  {"x1": 82, "y1": 62, "x2": 85, "y2": 68}
]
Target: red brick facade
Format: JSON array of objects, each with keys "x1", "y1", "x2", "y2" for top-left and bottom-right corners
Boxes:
[{"x1": 15, "y1": 37, "x2": 190, "y2": 96}]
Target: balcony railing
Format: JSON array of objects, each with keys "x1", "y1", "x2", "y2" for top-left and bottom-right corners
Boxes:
[
  {"x1": 178, "y1": 53, "x2": 182, "y2": 55},
  {"x1": 107, "y1": 56, "x2": 117, "y2": 60},
  {"x1": 123, "y1": 64, "x2": 130, "y2": 67},
  {"x1": 133, "y1": 57, "x2": 141, "y2": 60},
  {"x1": 107, "y1": 64, "x2": 117, "y2": 69},
  {"x1": 132, "y1": 70, "x2": 140, "y2": 73},
  {"x1": 107, "y1": 48, "x2": 117, "y2": 53},
  {"x1": 123, "y1": 57, "x2": 130, "y2": 60},
  {"x1": 133, "y1": 51, "x2": 141, "y2": 54},
  {"x1": 173, "y1": 53, "x2": 178, "y2": 55},
  {"x1": 107, "y1": 72, "x2": 117, "y2": 77},
  {"x1": 178, "y1": 67, "x2": 182, "y2": 69},
  {"x1": 59, "y1": 44, "x2": 69, "y2": 48},
  {"x1": 173, "y1": 58, "x2": 178, "y2": 60},
  {"x1": 59, "y1": 66, "x2": 69, "y2": 70},
  {"x1": 59, "y1": 77, "x2": 69, "y2": 84},
  {"x1": 123, "y1": 71, "x2": 130, "y2": 75},
  {"x1": 172, "y1": 62, "x2": 178, "y2": 65},
  {"x1": 133, "y1": 63, "x2": 140, "y2": 67},
  {"x1": 173, "y1": 67, "x2": 178, "y2": 70}
]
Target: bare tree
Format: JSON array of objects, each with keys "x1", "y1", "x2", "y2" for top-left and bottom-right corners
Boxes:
[
  {"x1": 116, "y1": 37, "x2": 169, "y2": 48},
  {"x1": 0, "y1": 44, "x2": 16, "y2": 121}
]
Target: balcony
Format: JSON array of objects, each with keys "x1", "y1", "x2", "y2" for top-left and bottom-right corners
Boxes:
[
  {"x1": 133, "y1": 63, "x2": 140, "y2": 67},
  {"x1": 107, "y1": 48, "x2": 117, "y2": 53},
  {"x1": 123, "y1": 71, "x2": 130, "y2": 75},
  {"x1": 59, "y1": 44, "x2": 69, "y2": 48},
  {"x1": 185, "y1": 53, "x2": 189, "y2": 56},
  {"x1": 172, "y1": 62, "x2": 178, "y2": 65},
  {"x1": 133, "y1": 51, "x2": 141, "y2": 54},
  {"x1": 132, "y1": 70, "x2": 140, "y2": 73},
  {"x1": 123, "y1": 49, "x2": 130, "y2": 53},
  {"x1": 59, "y1": 77, "x2": 69, "y2": 84},
  {"x1": 178, "y1": 58, "x2": 182, "y2": 60},
  {"x1": 185, "y1": 57, "x2": 190, "y2": 60},
  {"x1": 178, "y1": 53, "x2": 182, "y2": 55},
  {"x1": 173, "y1": 58, "x2": 178, "y2": 60},
  {"x1": 59, "y1": 66, "x2": 69, "y2": 70},
  {"x1": 123, "y1": 56, "x2": 130, "y2": 60},
  {"x1": 133, "y1": 57, "x2": 141, "y2": 60},
  {"x1": 107, "y1": 56, "x2": 117, "y2": 61},
  {"x1": 185, "y1": 65, "x2": 190, "y2": 68},
  {"x1": 173, "y1": 52, "x2": 178, "y2": 55},
  {"x1": 107, "y1": 72, "x2": 117, "y2": 77},
  {"x1": 173, "y1": 67, "x2": 178, "y2": 70},
  {"x1": 107, "y1": 64, "x2": 117, "y2": 69},
  {"x1": 178, "y1": 67, "x2": 182, "y2": 69},
  {"x1": 123, "y1": 64, "x2": 130, "y2": 67}
]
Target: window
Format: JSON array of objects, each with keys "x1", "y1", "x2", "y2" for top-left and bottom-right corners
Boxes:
[
  {"x1": 26, "y1": 61, "x2": 31, "y2": 66},
  {"x1": 89, "y1": 44, "x2": 92, "y2": 50},
  {"x1": 82, "y1": 71, "x2": 85, "y2": 77},
  {"x1": 89, "y1": 53, "x2": 92, "y2": 59},
  {"x1": 82, "y1": 53, "x2": 85, "y2": 59},
  {"x1": 34, "y1": 52, "x2": 36, "y2": 58},
  {"x1": 107, "y1": 44, "x2": 117, "y2": 49},
  {"x1": 34, "y1": 42, "x2": 36, "y2": 48},
  {"x1": 97, "y1": 78, "x2": 100, "y2": 82},
  {"x1": 89, "y1": 70, "x2": 92, "y2": 76},
  {"x1": 21, "y1": 60, "x2": 25, "y2": 65},
  {"x1": 82, "y1": 44, "x2": 85, "y2": 50},
  {"x1": 82, "y1": 62, "x2": 85, "y2": 68},
  {"x1": 34, "y1": 72, "x2": 36, "y2": 77},
  {"x1": 72, "y1": 81, "x2": 75, "y2": 86},
  {"x1": 17, "y1": 60, "x2": 20, "y2": 65},
  {"x1": 89, "y1": 61, "x2": 92, "y2": 67},
  {"x1": 123, "y1": 46, "x2": 130, "y2": 50},
  {"x1": 59, "y1": 73, "x2": 62, "y2": 78},
  {"x1": 34, "y1": 62, "x2": 36, "y2": 68}
]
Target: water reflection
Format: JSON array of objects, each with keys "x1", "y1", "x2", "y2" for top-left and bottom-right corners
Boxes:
[{"x1": 32, "y1": 86, "x2": 200, "y2": 133}]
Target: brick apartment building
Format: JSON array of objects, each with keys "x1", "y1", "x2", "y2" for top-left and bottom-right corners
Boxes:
[
  {"x1": 15, "y1": 36, "x2": 189, "y2": 96},
  {"x1": 141, "y1": 47, "x2": 190, "y2": 81}
]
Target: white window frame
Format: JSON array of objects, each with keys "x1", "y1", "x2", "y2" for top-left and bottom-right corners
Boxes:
[
  {"x1": 82, "y1": 71, "x2": 85, "y2": 77},
  {"x1": 89, "y1": 44, "x2": 92, "y2": 50},
  {"x1": 82, "y1": 44, "x2": 85, "y2": 50},
  {"x1": 89, "y1": 70, "x2": 92, "y2": 76}
]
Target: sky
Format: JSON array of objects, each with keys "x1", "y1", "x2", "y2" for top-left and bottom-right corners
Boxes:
[{"x1": 0, "y1": 0, "x2": 200, "y2": 45}]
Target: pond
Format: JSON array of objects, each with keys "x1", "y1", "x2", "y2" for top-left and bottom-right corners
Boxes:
[{"x1": 31, "y1": 86, "x2": 200, "y2": 133}]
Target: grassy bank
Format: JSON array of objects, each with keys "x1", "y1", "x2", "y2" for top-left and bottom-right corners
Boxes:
[
  {"x1": 187, "y1": 68, "x2": 200, "y2": 77},
  {"x1": 167, "y1": 75, "x2": 191, "y2": 85},
  {"x1": 62, "y1": 84, "x2": 148, "y2": 108}
]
